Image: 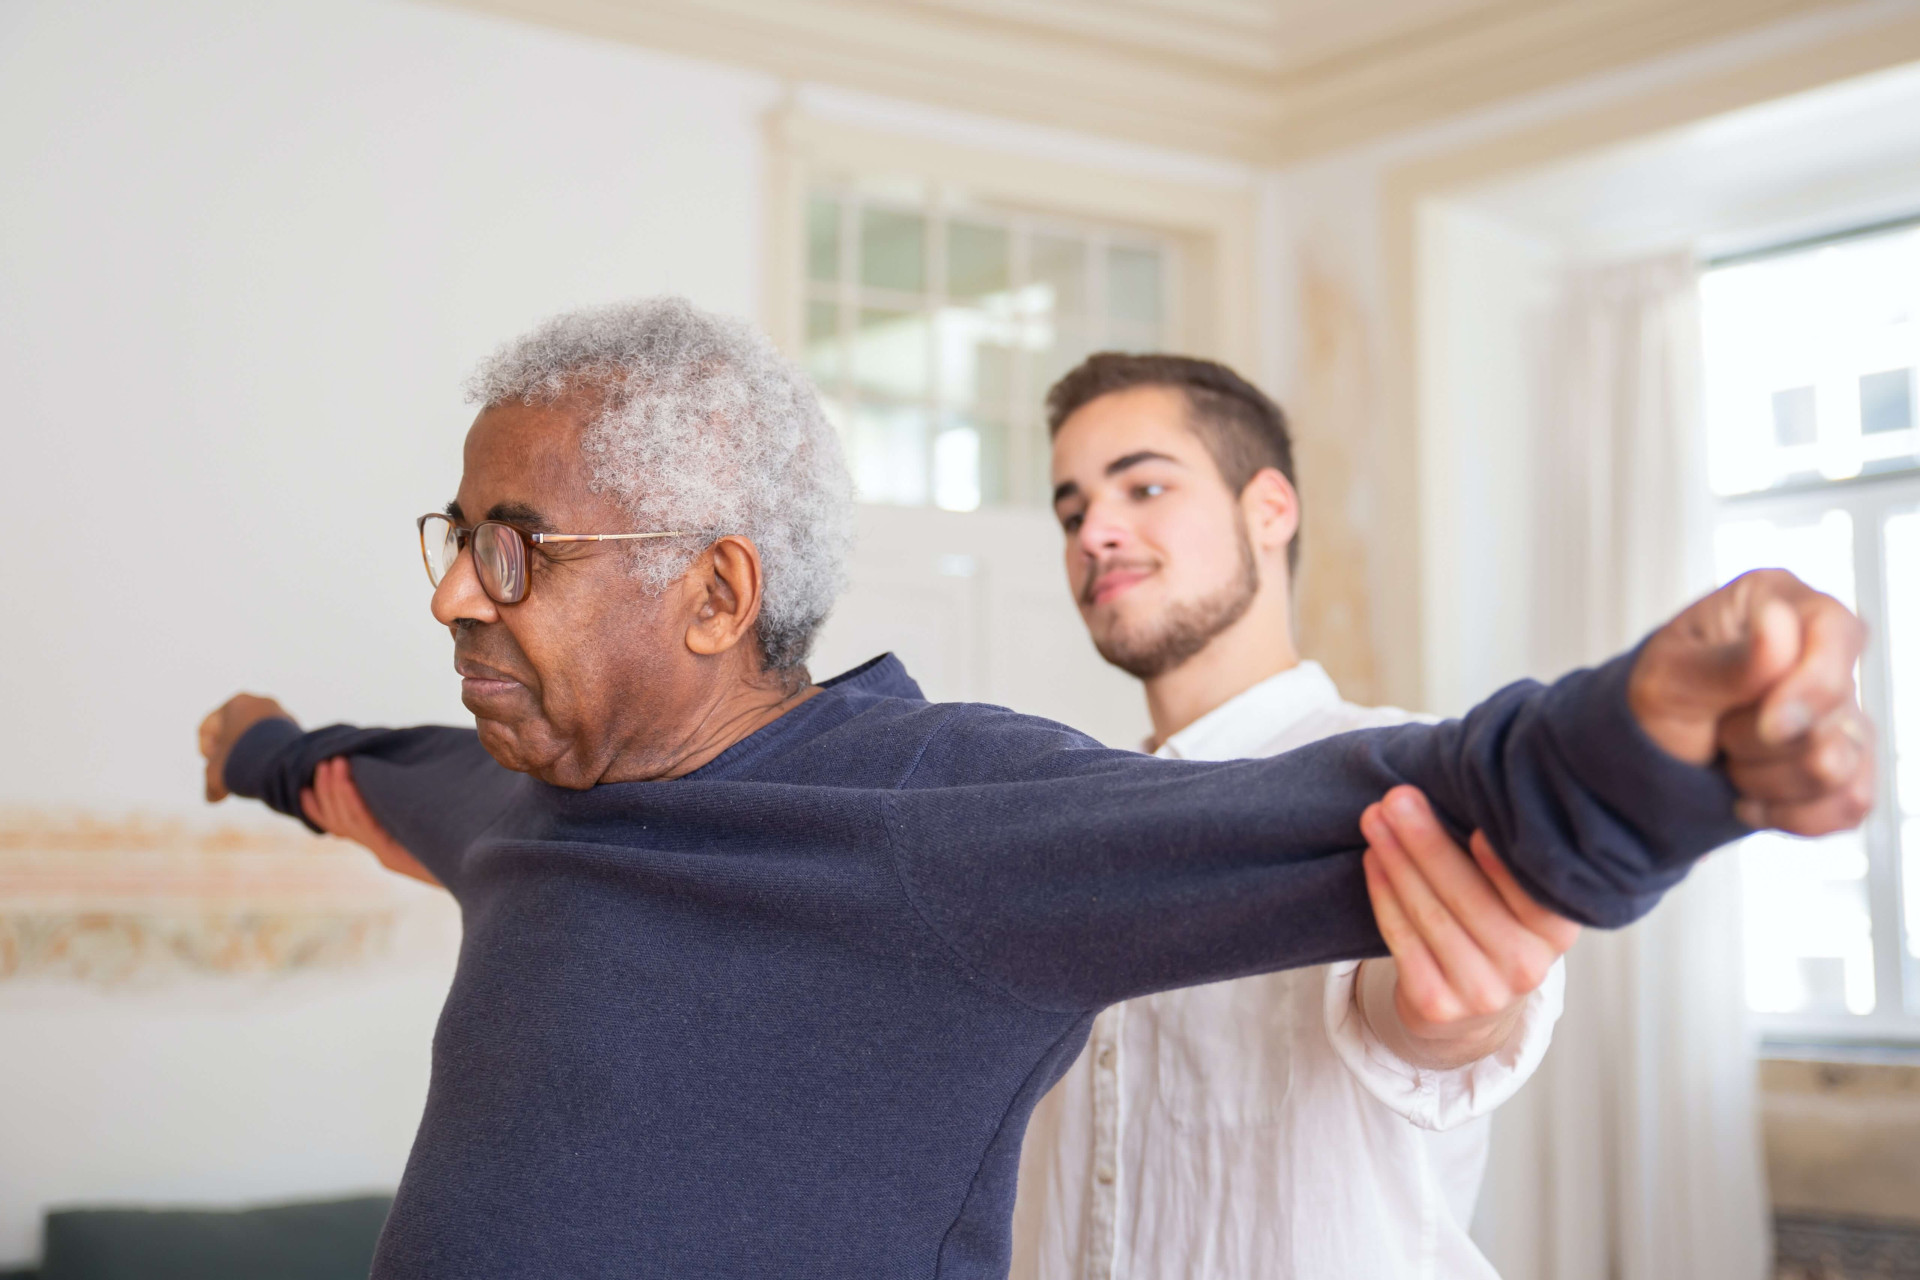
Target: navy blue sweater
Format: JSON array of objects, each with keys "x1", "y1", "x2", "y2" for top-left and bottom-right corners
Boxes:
[{"x1": 227, "y1": 651, "x2": 1745, "y2": 1279}]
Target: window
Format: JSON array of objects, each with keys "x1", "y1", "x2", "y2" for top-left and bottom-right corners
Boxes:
[
  {"x1": 1701, "y1": 221, "x2": 1920, "y2": 1041},
  {"x1": 803, "y1": 181, "x2": 1179, "y2": 510}
]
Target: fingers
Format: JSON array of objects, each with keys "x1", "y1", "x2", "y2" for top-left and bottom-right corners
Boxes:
[
  {"x1": 1724, "y1": 707, "x2": 1871, "y2": 803},
  {"x1": 1738, "y1": 773, "x2": 1876, "y2": 837},
  {"x1": 198, "y1": 694, "x2": 295, "y2": 806},
  {"x1": 1629, "y1": 579, "x2": 1798, "y2": 763},
  {"x1": 1376, "y1": 789, "x2": 1565, "y2": 994},
  {"x1": 1717, "y1": 643, "x2": 1875, "y2": 837},
  {"x1": 323, "y1": 758, "x2": 383, "y2": 838},
  {"x1": 1361, "y1": 795, "x2": 1519, "y2": 1018},
  {"x1": 303, "y1": 760, "x2": 441, "y2": 888},
  {"x1": 1629, "y1": 569, "x2": 1862, "y2": 765},
  {"x1": 1376, "y1": 791, "x2": 1514, "y2": 945},
  {"x1": 300, "y1": 785, "x2": 325, "y2": 830},
  {"x1": 1359, "y1": 828, "x2": 1460, "y2": 1024},
  {"x1": 201, "y1": 708, "x2": 229, "y2": 802},
  {"x1": 1755, "y1": 583, "x2": 1867, "y2": 746},
  {"x1": 1632, "y1": 570, "x2": 1876, "y2": 840},
  {"x1": 1469, "y1": 832, "x2": 1582, "y2": 953},
  {"x1": 307, "y1": 758, "x2": 366, "y2": 841},
  {"x1": 1722, "y1": 700, "x2": 1867, "y2": 771}
]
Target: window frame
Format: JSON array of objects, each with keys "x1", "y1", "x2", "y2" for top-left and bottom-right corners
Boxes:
[
  {"x1": 1717, "y1": 466, "x2": 1920, "y2": 1047},
  {"x1": 801, "y1": 182, "x2": 1187, "y2": 508}
]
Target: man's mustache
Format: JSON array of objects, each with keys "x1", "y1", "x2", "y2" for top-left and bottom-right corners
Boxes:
[
  {"x1": 1079, "y1": 557, "x2": 1157, "y2": 606},
  {"x1": 453, "y1": 630, "x2": 533, "y2": 686}
]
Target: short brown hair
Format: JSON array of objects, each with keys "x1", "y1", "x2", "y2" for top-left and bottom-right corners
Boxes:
[{"x1": 1045, "y1": 352, "x2": 1299, "y2": 572}]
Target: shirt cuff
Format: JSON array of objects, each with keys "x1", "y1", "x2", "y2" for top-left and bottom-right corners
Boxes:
[{"x1": 1321, "y1": 956, "x2": 1565, "y2": 1132}]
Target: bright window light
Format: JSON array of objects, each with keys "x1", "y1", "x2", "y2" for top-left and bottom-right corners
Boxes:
[
  {"x1": 1703, "y1": 221, "x2": 1920, "y2": 1038},
  {"x1": 1701, "y1": 226, "x2": 1920, "y2": 495}
]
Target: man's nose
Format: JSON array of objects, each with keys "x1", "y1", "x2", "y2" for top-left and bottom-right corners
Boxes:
[
  {"x1": 1076, "y1": 500, "x2": 1131, "y2": 559},
  {"x1": 431, "y1": 544, "x2": 499, "y2": 628}
]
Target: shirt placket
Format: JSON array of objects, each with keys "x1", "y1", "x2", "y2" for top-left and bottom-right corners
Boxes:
[{"x1": 1081, "y1": 1002, "x2": 1126, "y2": 1280}]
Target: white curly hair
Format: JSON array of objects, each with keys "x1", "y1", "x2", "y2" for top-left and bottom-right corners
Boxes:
[{"x1": 466, "y1": 297, "x2": 853, "y2": 671}]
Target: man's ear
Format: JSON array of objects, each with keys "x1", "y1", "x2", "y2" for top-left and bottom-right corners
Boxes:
[
  {"x1": 684, "y1": 536, "x2": 765, "y2": 658},
  {"x1": 1240, "y1": 467, "x2": 1300, "y2": 557}
]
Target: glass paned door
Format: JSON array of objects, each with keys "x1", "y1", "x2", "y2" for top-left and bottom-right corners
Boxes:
[{"x1": 804, "y1": 184, "x2": 1177, "y2": 511}]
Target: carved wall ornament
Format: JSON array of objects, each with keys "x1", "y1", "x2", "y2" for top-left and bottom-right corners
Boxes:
[{"x1": 0, "y1": 810, "x2": 430, "y2": 985}]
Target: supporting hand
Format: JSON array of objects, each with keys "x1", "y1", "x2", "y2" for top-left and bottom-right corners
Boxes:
[
  {"x1": 1357, "y1": 786, "x2": 1580, "y2": 1070},
  {"x1": 1630, "y1": 568, "x2": 1873, "y2": 835},
  {"x1": 198, "y1": 693, "x2": 295, "y2": 803},
  {"x1": 302, "y1": 757, "x2": 442, "y2": 888}
]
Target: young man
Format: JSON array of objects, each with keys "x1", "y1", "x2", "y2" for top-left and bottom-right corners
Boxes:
[
  {"x1": 207, "y1": 299, "x2": 1871, "y2": 1279},
  {"x1": 1019, "y1": 354, "x2": 1571, "y2": 1278}
]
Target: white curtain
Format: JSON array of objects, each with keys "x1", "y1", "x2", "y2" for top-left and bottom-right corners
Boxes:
[{"x1": 1471, "y1": 253, "x2": 1773, "y2": 1280}]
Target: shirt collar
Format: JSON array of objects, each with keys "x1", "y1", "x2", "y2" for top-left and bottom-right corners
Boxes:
[{"x1": 1154, "y1": 661, "x2": 1341, "y2": 760}]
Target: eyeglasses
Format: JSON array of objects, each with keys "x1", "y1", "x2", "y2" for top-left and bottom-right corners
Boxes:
[{"x1": 417, "y1": 513, "x2": 690, "y2": 605}]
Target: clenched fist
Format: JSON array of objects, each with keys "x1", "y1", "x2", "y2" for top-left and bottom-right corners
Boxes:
[
  {"x1": 1631, "y1": 568, "x2": 1874, "y2": 835},
  {"x1": 198, "y1": 693, "x2": 295, "y2": 802}
]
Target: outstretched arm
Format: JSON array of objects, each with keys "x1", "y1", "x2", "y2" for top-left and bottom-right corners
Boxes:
[
  {"x1": 199, "y1": 697, "x2": 519, "y2": 892},
  {"x1": 890, "y1": 570, "x2": 1871, "y2": 1011}
]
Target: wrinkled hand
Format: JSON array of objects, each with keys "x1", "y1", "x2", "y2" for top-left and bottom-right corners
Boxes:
[
  {"x1": 199, "y1": 693, "x2": 295, "y2": 803},
  {"x1": 1631, "y1": 568, "x2": 1873, "y2": 835},
  {"x1": 1356, "y1": 787, "x2": 1580, "y2": 1070},
  {"x1": 302, "y1": 757, "x2": 442, "y2": 887}
]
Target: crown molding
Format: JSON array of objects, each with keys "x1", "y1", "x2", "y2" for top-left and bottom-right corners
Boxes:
[
  {"x1": 1264, "y1": 0, "x2": 1859, "y2": 159},
  {"x1": 437, "y1": 0, "x2": 1285, "y2": 160},
  {"x1": 427, "y1": 0, "x2": 1887, "y2": 162}
]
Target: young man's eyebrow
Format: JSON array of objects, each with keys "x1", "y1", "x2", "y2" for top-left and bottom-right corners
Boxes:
[
  {"x1": 1053, "y1": 451, "x2": 1185, "y2": 506},
  {"x1": 444, "y1": 499, "x2": 464, "y2": 522},
  {"x1": 1104, "y1": 450, "x2": 1181, "y2": 476}
]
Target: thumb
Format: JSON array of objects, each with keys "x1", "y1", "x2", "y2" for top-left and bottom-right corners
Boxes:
[
  {"x1": 1632, "y1": 591, "x2": 1801, "y2": 764},
  {"x1": 1677, "y1": 594, "x2": 1801, "y2": 713}
]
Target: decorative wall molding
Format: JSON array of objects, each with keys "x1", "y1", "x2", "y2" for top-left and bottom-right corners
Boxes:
[
  {"x1": 0, "y1": 810, "x2": 428, "y2": 984},
  {"x1": 431, "y1": 0, "x2": 1882, "y2": 162}
]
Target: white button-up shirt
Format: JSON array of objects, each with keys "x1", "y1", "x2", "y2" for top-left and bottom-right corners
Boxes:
[{"x1": 1008, "y1": 662, "x2": 1565, "y2": 1280}]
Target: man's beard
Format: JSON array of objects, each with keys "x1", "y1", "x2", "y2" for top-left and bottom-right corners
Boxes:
[{"x1": 1089, "y1": 524, "x2": 1260, "y2": 680}]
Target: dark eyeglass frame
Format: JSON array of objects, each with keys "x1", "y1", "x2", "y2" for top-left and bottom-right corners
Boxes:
[{"x1": 417, "y1": 512, "x2": 690, "y2": 606}]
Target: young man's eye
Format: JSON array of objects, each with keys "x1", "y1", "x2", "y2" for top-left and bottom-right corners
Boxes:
[
  {"x1": 1059, "y1": 512, "x2": 1084, "y2": 534},
  {"x1": 1132, "y1": 483, "x2": 1165, "y2": 500}
]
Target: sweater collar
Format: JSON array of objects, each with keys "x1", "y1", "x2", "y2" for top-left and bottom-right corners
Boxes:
[{"x1": 685, "y1": 653, "x2": 925, "y2": 781}]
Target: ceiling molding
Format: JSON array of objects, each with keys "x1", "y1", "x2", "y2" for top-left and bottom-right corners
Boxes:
[
  {"x1": 430, "y1": 0, "x2": 1901, "y2": 162},
  {"x1": 439, "y1": 0, "x2": 1284, "y2": 159}
]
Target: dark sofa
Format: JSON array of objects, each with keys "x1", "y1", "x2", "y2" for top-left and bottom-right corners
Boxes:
[{"x1": 1, "y1": 1194, "x2": 391, "y2": 1280}]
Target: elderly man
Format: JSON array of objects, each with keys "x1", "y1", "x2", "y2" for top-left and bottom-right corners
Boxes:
[{"x1": 201, "y1": 298, "x2": 1871, "y2": 1280}]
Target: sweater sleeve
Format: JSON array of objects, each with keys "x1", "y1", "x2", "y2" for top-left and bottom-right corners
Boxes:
[
  {"x1": 223, "y1": 717, "x2": 522, "y2": 892},
  {"x1": 882, "y1": 649, "x2": 1750, "y2": 1013}
]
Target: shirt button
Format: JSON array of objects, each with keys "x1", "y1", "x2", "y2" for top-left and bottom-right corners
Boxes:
[
  {"x1": 1097, "y1": 1046, "x2": 1115, "y2": 1069},
  {"x1": 1096, "y1": 1166, "x2": 1115, "y2": 1185}
]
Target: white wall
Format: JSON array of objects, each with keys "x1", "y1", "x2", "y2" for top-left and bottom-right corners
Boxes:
[
  {"x1": 0, "y1": 0, "x2": 778, "y2": 808},
  {"x1": 0, "y1": 0, "x2": 778, "y2": 1262},
  {"x1": 1414, "y1": 204, "x2": 1561, "y2": 714}
]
